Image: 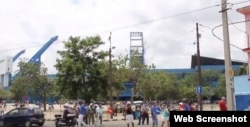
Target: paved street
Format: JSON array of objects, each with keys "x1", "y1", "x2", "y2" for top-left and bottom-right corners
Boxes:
[{"x1": 44, "y1": 118, "x2": 166, "y2": 127}]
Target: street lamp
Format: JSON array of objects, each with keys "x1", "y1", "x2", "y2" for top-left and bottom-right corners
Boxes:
[{"x1": 108, "y1": 32, "x2": 113, "y2": 107}]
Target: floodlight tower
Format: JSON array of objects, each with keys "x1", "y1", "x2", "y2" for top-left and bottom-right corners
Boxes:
[
  {"x1": 129, "y1": 32, "x2": 145, "y2": 102},
  {"x1": 129, "y1": 32, "x2": 145, "y2": 66}
]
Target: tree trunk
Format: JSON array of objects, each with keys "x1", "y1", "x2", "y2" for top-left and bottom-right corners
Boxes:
[
  {"x1": 42, "y1": 91, "x2": 47, "y2": 111},
  {"x1": 130, "y1": 85, "x2": 135, "y2": 104},
  {"x1": 130, "y1": 80, "x2": 138, "y2": 104}
]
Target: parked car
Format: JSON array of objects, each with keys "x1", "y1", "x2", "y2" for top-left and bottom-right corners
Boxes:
[{"x1": 0, "y1": 107, "x2": 45, "y2": 127}]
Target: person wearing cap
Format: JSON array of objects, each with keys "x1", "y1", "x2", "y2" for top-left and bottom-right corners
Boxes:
[
  {"x1": 125, "y1": 102, "x2": 134, "y2": 127},
  {"x1": 219, "y1": 97, "x2": 227, "y2": 111},
  {"x1": 62, "y1": 103, "x2": 74, "y2": 121}
]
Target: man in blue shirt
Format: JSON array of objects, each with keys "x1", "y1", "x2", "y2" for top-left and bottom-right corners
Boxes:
[
  {"x1": 183, "y1": 101, "x2": 190, "y2": 111},
  {"x1": 151, "y1": 102, "x2": 158, "y2": 127},
  {"x1": 78, "y1": 101, "x2": 88, "y2": 127}
]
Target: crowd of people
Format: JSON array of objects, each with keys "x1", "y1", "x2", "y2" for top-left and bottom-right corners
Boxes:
[
  {"x1": 61, "y1": 100, "x2": 171, "y2": 127},
  {"x1": 123, "y1": 101, "x2": 170, "y2": 127},
  {"x1": 7, "y1": 97, "x2": 248, "y2": 127},
  {"x1": 62, "y1": 101, "x2": 103, "y2": 127}
]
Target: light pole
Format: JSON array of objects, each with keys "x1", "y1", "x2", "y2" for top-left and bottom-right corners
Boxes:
[
  {"x1": 221, "y1": 0, "x2": 234, "y2": 110},
  {"x1": 196, "y1": 23, "x2": 203, "y2": 111},
  {"x1": 108, "y1": 32, "x2": 113, "y2": 107}
]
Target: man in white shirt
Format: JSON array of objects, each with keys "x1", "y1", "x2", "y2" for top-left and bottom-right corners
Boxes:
[
  {"x1": 95, "y1": 104, "x2": 103, "y2": 125},
  {"x1": 131, "y1": 104, "x2": 136, "y2": 119}
]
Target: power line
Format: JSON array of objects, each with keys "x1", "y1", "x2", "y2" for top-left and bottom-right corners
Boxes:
[
  {"x1": 211, "y1": 19, "x2": 250, "y2": 50},
  {"x1": 98, "y1": 0, "x2": 248, "y2": 35},
  {"x1": 1, "y1": 1, "x2": 249, "y2": 53},
  {"x1": 0, "y1": 4, "x2": 220, "y2": 53},
  {"x1": 228, "y1": 17, "x2": 246, "y2": 33},
  {"x1": 93, "y1": 4, "x2": 220, "y2": 35}
]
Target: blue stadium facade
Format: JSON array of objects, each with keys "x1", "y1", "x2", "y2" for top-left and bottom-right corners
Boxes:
[{"x1": 118, "y1": 55, "x2": 246, "y2": 100}]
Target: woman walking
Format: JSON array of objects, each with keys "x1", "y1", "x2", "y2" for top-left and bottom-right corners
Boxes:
[{"x1": 161, "y1": 105, "x2": 170, "y2": 127}]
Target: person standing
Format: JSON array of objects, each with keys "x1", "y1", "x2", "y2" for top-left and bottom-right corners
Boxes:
[
  {"x1": 0, "y1": 103, "x2": 4, "y2": 116},
  {"x1": 219, "y1": 97, "x2": 227, "y2": 111},
  {"x1": 151, "y1": 102, "x2": 158, "y2": 127},
  {"x1": 142, "y1": 104, "x2": 150, "y2": 125},
  {"x1": 78, "y1": 101, "x2": 88, "y2": 127},
  {"x1": 160, "y1": 105, "x2": 170, "y2": 127},
  {"x1": 84, "y1": 103, "x2": 89, "y2": 124},
  {"x1": 138, "y1": 103, "x2": 144, "y2": 125},
  {"x1": 125, "y1": 102, "x2": 134, "y2": 127},
  {"x1": 183, "y1": 101, "x2": 190, "y2": 111},
  {"x1": 107, "y1": 104, "x2": 113, "y2": 119},
  {"x1": 88, "y1": 104, "x2": 95, "y2": 127},
  {"x1": 131, "y1": 104, "x2": 136, "y2": 119},
  {"x1": 95, "y1": 104, "x2": 103, "y2": 125}
]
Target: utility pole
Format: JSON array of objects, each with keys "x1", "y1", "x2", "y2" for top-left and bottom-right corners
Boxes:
[
  {"x1": 196, "y1": 23, "x2": 203, "y2": 111},
  {"x1": 108, "y1": 32, "x2": 113, "y2": 108},
  {"x1": 221, "y1": 0, "x2": 234, "y2": 110}
]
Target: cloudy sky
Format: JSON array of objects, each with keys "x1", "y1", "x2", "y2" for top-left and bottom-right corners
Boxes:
[{"x1": 0, "y1": 0, "x2": 250, "y2": 74}]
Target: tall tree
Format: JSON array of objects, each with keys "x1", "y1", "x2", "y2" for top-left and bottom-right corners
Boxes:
[
  {"x1": 10, "y1": 58, "x2": 40, "y2": 101},
  {"x1": 138, "y1": 69, "x2": 178, "y2": 100},
  {"x1": 9, "y1": 58, "x2": 52, "y2": 111},
  {"x1": 213, "y1": 74, "x2": 226, "y2": 98},
  {"x1": 178, "y1": 73, "x2": 197, "y2": 99},
  {"x1": 129, "y1": 55, "x2": 146, "y2": 103},
  {"x1": 55, "y1": 36, "x2": 108, "y2": 102},
  {"x1": 111, "y1": 55, "x2": 131, "y2": 100}
]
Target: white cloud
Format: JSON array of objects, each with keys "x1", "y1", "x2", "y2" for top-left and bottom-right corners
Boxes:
[{"x1": 0, "y1": 0, "x2": 250, "y2": 74}]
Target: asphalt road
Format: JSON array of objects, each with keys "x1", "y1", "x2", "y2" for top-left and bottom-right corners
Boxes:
[{"x1": 43, "y1": 119, "x2": 165, "y2": 127}]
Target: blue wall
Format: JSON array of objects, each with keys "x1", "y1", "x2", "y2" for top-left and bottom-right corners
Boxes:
[{"x1": 234, "y1": 75, "x2": 250, "y2": 110}]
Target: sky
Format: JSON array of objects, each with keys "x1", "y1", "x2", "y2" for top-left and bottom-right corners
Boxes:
[{"x1": 0, "y1": 0, "x2": 250, "y2": 74}]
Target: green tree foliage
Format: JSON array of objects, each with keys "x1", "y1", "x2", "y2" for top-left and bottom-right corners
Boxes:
[
  {"x1": 178, "y1": 73, "x2": 197, "y2": 99},
  {"x1": 235, "y1": 63, "x2": 248, "y2": 75},
  {"x1": 213, "y1": 74, "x2": 226, "y2": 98},
  {"x1": 55, "y1": 36, "x2": 108, "y2": 102},
  {"x1": 138, "y1": 68, "x2": 178, "y2": 100},
  {"x1": 201, "y1": 70, "x2": 220, "y2": 99},
  {"x1": 9, "y1": 58, "x2": 52, "y2": 111},
  {"x1": 10, "y1": 58, "x2": 40, "y2": 100},
  {"x1": 0, "y1": 89, "x2": 11, "y2": 99},
  {"x1": 112, "y1": 55, "x2": 131, "y2": 99},
  {"x1": 176, "y1": 70, "x2": 221, "y2": 100},
  {"x1": 128, "y1": 55, "x2": 146, "y2": 103}
]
